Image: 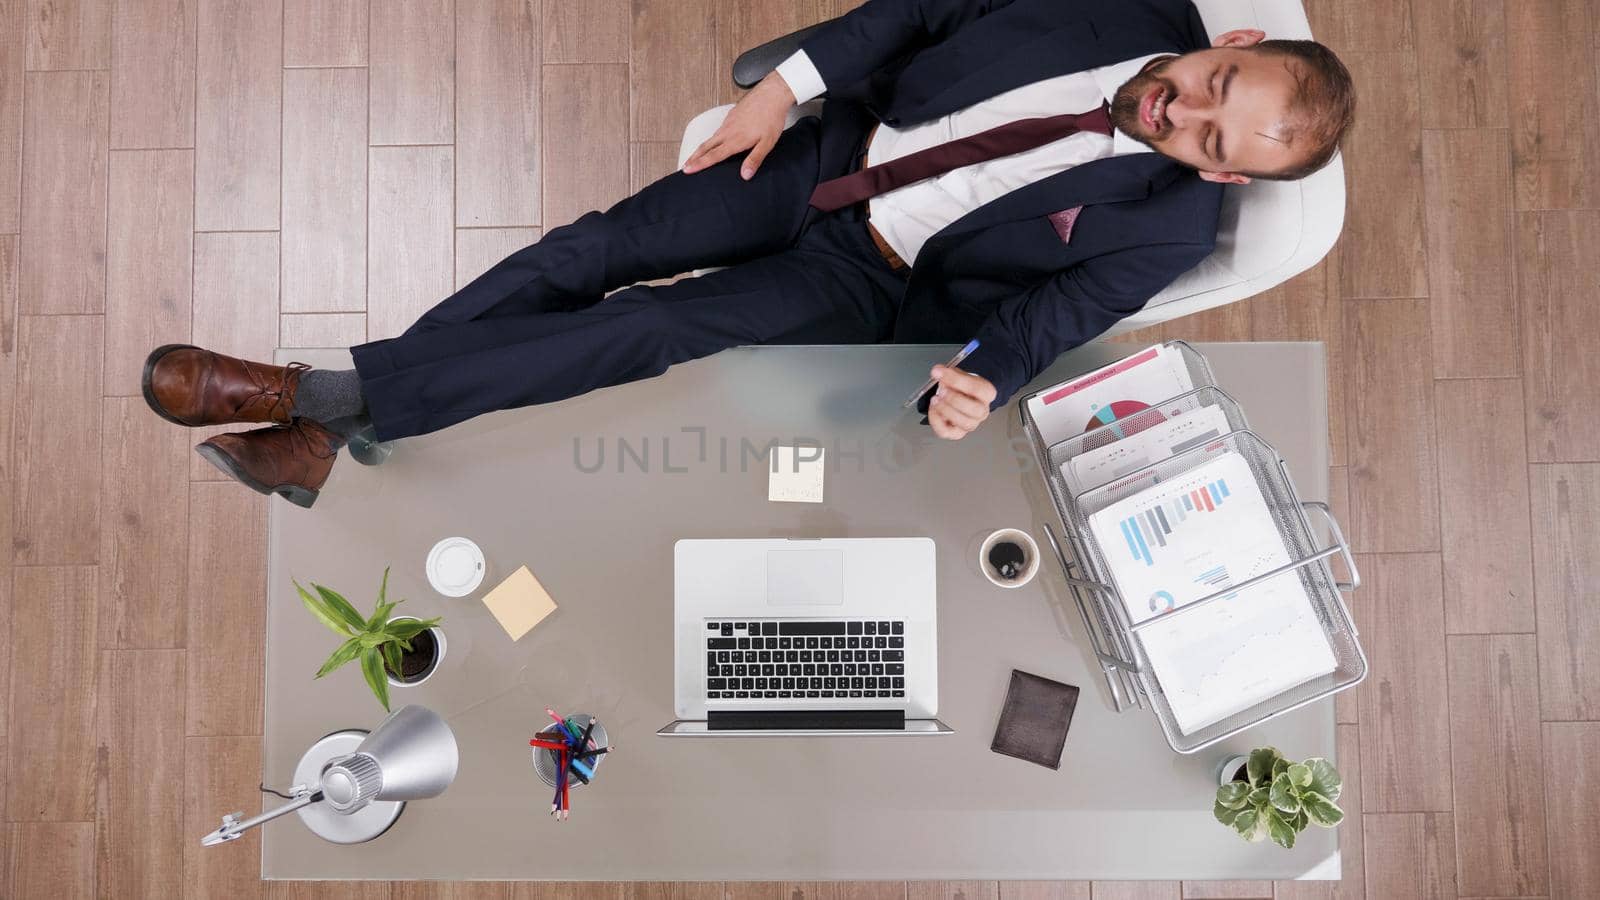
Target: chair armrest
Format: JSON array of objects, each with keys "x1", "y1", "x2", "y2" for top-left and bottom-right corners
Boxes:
[{"x1": 732, "y1": 19, "x2": 840, "y2": 89}]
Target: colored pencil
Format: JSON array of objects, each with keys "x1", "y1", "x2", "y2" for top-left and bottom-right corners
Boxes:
[
  {"x1": 576, "y1": 747, "x2": 611, "y2": 760},
  {"x1": 545, "y1": 708, "x2": 596, "y2": 780},
  {"x1": 530, "y1": 738, "x2": 568, "y2": 751}
]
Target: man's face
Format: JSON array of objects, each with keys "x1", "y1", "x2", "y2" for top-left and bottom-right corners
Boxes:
[{"x1": 1109, "y1": 30, "x2": 1303, "y2": 183}]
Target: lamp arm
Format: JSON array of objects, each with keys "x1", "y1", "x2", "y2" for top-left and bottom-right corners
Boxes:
[{"x1": 199, "y1": 787, "x2": 323, "y2": 847}]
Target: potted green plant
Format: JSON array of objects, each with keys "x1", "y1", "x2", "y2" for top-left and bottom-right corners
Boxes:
[
  {"x1": 295, "y1": 568, "x2": 443, "y2": 711},
  {"x1": 1213, "y1": 747, "x2": 1344, "y2": 849}
]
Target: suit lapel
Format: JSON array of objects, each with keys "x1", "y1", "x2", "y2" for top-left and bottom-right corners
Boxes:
[{"x1": 930, "y1": 153, "x2": 1185, "y2": 244}]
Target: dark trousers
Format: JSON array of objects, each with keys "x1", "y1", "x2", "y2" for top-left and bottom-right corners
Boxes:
[{"x1": 351, "y1": 115, "x2": 906, "y2": 441}]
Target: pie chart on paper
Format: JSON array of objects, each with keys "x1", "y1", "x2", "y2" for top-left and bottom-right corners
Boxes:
[{"x1": 1084, "y1": 399, "x2": 1159, "y2": 435}]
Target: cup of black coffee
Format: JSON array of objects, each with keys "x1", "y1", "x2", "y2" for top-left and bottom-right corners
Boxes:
[{"x1": 979, "y1": 528, "x2": 1040, "y2": 588}]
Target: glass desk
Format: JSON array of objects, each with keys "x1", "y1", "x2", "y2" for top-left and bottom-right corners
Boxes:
[{"x1": 261, "y1": 342, "x2": 1338, "y2": 881}]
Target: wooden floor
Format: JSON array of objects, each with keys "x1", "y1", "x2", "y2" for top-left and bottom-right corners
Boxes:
[{"x1": 2, "y1": 0, "x2": 1597, "y2": 897}]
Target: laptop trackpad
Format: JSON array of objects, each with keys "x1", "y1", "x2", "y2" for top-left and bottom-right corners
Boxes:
[{"x1": 766, "y1": 549, "x2": 844, "y2": 606}]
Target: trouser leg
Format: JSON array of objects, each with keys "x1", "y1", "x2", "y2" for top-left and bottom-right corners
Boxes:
[
  {"x1": 353, "y1": 215, "x2": 906, "y2": 440},
  {"x1": 399, "y1": 117, "x2": 827, "y2": 336}
]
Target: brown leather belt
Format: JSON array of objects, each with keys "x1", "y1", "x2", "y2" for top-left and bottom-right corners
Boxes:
[{"x1": 866, "y1": 220, "x2": 908, "y2": 272}]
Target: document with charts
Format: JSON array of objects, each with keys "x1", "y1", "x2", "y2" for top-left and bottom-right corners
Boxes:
[
  {"x1": 1060, "y1": 403, "x2": 1232, "y2": 495},
  {"x1": 1026, "y1": 344, "x2": 1195, "y2": 447},
  {"x1": 1087, "y1": 451, "x2": 1336, "y2": 734}
]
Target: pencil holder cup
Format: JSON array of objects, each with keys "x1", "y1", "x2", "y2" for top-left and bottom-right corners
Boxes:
[{"x1": 532, "y1": 714, "x2": 608, "y2": 789}]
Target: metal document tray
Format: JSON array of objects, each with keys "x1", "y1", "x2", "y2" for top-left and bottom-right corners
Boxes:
[{"x1": 1020, "y1": 343, "x2": 1366, "y2": 754}]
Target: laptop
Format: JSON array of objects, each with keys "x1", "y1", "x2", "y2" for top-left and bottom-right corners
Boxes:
[{"x1": 658, "y1": 537, "x2": 952, "y2": 736}]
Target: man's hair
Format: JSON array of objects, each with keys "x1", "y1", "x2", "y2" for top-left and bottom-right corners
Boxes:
[{"x1": 1245, "y1": 39, "x2": 1355, "y2": 181}]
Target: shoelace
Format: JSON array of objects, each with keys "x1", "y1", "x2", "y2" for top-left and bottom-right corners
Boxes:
[{"x1": 229, "y1": 359, "x2": 311, "y2": 422}]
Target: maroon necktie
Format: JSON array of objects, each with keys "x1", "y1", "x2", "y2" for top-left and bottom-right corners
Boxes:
[{"x1": 808, "y1": 102, "x2": 1113, "y2": 212}]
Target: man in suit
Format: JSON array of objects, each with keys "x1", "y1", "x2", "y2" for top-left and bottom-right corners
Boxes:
[{"x1": 142, "y1": 0, "x2": 1354, "y2": 508}]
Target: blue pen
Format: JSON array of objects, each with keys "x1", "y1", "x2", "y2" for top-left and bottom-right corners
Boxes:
[{"x1": 903, "y1": 339, "x2": 980, "y2": 409}]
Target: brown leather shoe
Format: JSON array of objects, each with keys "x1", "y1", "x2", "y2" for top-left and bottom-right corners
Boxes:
[
  {"x1": 194, "y1": 419, "x2": 343, "y2": 508},
  {"x1": 143, "y1": 344, "x2": 309, "y2": 427}
]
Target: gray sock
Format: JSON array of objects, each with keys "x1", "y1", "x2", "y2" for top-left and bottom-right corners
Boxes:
[{"x1": 296, "y1": 368, "x2": 367, "y2": 422}]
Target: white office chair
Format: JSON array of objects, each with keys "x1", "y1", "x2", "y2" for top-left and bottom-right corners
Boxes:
[{"x1": 677, "y1": 0, "x2": 1343, "y2": 335}]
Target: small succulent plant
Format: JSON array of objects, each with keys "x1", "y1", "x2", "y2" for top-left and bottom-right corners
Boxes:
[
  {"x1": 1214, "y1": 746, "x2": 1344, "y2": 849},
  {"x1": 296, "y1": 568, "x2": 440, "y2": 712}
]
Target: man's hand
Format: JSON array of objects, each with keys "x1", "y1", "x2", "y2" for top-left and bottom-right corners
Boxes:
[
  {"x1": 682, "y1": 72, "x2": 796, "y2": 180},
  {"x1": 926, "y1": 366, "x2": 997, "y2": 441}
]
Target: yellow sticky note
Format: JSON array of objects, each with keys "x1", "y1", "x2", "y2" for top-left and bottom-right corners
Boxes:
[{"x1": 481, "y1": 565, "x2": 557, "y2": 641}]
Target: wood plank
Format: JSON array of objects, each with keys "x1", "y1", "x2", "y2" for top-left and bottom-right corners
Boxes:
[
  {"x1": 182, "y1": 736, "x2": 266, "y2": 900},
  {"x1": 621, "y1": 884, "x2": 722, "y2": 900},
  {"x1": 1159, "y1": 301, "x2": 1251, "y2": 343},
  {"x1": 9, "y1": 822, "x2": 95, "y2": 898},
  {"x1": 105, "y1": 148, "x2": 193, "y2": 396},
  {"x1": 631, "y1": 0, "x2": 719, "y2": 142},
  {"x1": 997, "y1": 883, "x2": 1089, "y2": 900},
  {"x1": 110, "y1": 0, "x2": 197, "y2": 148},
  {"x1": 280, "y1": 313, "x2": 366, "y2": 347},
  {"x1": 1528, "y1": 463, "x2": 1600, "y2": 720},
  {"x1": 1248, "y1": 263, "x2": 1346, "y2": 467},
  {"x1": 1275, "y1": 723, "x2": 1366, "y2": 900},
  {"x1": 189, "y1": 231, "x2": 281, "y2": 480},
  {"x1": 1543, "y1": 723, "x2": 1600, "y2": 900},
  {"x1": 1411, "y1": 0, "x2": 1507, "y2": 128},
  {"x1": 271, "y1": 881, "x2": 393, "y2": 899},
  {"x1": 1087, "y1": 884, "x2": 1180, "y2": 900},
  {"x1": 907, "y1": 883, "x2": 997, "y2": 900},
  {"x1": 5, "y1": 566, "x2": 98, "y2": 820},
  {"x1": 19, "y1": 69, "x2": 109, "y2": 315},
  {"x1": 1179, "y1": 883, "x2": 1270, "y2": 898},
  {"x1": 194, "y1": 0, "x2": 281, "y2": 231},
  {"x1": 1517, "y1": 211, "x2": 1600, "y2": 462},
  {"x1": 1303, "y1": 0, "x2": 1412, "y2": 54},
  {"x1": 456, "y1": 227, "x2": 540, "y2": 291},
  {"x1": 631, "y1": 140, "x2": 682, "y2": 193},
  {"x1": 511, "y1": 887, "x2": 624, "y2": 900},
  {"x1": 456, "y1": 0, "x2": 541, "y2": 227},
  {"x1": 12, "y1": 314, "x2": 102, "y2": 564},
  {"x1": 722, "y1": 885, "x2": 784, "y2": 900},
  {"x1": 184, "y1": 482, "x2": 266, "y2": 736},
  {"x1": 544, "y1": 0, "x2": 628, "y2": 64},
  {"x1": 783, "y1": 885, "x2": 905, "y2": 900},
  {"x1": 283, "y1": 0, "x2": 367, "y2": 67},
  {"x1": 714, "y1": 0, "x2": 828, "y2": 105},
  {"x1": 368, "y1": 145, "x2": 454, "y2": 341},
  {"x1": 282, "y1": 66, "x2": 367, "y2": 313},
  {"x1": 1420, "y1": 130, "x2": 1518, "y2": 378},
  {"x1": 1506, "y1": 0, "x2": 1600, "y2": 210},
  {"x1": 1362, "y1": 813, "x2": 1457, "y2": 899},
  {"x1": 1356, "y1": 553, "x2": 1453, "y2": 813},
  {"x1": 25, "y1": 0, "x2": 111, "y2": 69},
  {"x1": 1433, "y1": 378, "x2": 1535, "y2": 633},
  {"x1": 542, "y1": 63, "x2": 629, "y2": 228},
  {"x1": 1, "y1": 0, "x2": 25, "y2": 232},
  {"x1": 0, "y1": 233, "x2": 20, "y2": 484},
  {"x1": 369, "y1": 0, "x2": 454, "y2": 146},
  {"x1": 1346, "y1": 299, "x2": 1440, "y2": 553},
  {"x1": 100, "y1": 398, "x2": 190, "y2": 649},
  {"x1": 1445, "y1": 635, "x2": 1547, "y2": 896},
  {"x1": 95, "y1": 649, "x2": 185, "y2": 898},
  {"x1": 1334, "y1": 52, "x2": 1427, "y2": 300}
]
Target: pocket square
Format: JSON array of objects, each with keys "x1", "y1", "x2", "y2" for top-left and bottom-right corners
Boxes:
[{"x1": 1047, "y1": 206, "x2": 1084, "y2": 244}]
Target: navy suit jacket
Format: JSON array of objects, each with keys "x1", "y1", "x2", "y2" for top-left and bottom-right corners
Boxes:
[{"x1": 798, "y1": 0, "x2": 1225, "y2": 408}]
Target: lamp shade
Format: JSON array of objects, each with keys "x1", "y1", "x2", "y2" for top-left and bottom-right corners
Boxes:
[{"x1": 320, "y1": 705, "x2": 459, "y2": 812}]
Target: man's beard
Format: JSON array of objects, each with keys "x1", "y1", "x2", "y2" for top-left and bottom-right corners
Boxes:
[{"x1": 1109, "y1": 56, "x2": 1176, "y2": 149}]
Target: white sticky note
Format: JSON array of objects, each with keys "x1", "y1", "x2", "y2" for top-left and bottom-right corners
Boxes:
[{"x1": 768, "y1": 446, "x2": 825, "y2": 503}]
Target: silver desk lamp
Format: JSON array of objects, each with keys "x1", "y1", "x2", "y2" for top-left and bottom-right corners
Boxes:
[{"x1": 201, "y1": 704, "x2": 459, "y2": 846}]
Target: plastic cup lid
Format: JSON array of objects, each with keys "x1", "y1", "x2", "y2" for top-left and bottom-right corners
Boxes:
[{"x1": 426, "y1": 537, "x2": 486, "y2": 597}]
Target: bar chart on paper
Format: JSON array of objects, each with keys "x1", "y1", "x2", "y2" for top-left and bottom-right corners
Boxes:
[{"x1": 1116, "y1": 476, "x2": 1233, "y2": 566}]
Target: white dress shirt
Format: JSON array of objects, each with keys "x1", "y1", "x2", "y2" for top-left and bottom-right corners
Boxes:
[{"x1": 775, "y1": 50, "x2": 1162, "y2": 265}]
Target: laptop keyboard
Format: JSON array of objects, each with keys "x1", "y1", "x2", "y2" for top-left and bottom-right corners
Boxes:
[{"x1": 704, "y1": 620, "x2": 907, "y2": 700}]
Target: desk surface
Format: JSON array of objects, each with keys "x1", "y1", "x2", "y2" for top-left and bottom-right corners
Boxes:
[{"x1": 261, "y1": 341, "x2": 1337, "y2": 881}]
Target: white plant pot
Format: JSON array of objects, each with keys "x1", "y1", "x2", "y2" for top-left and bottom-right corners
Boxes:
[
  {"x1": 385, "y1": 616, "x2": 446, "y2": 688},
  {"x1": 1219, "y1": 754, "x2": 1250, "y2": 786}
]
